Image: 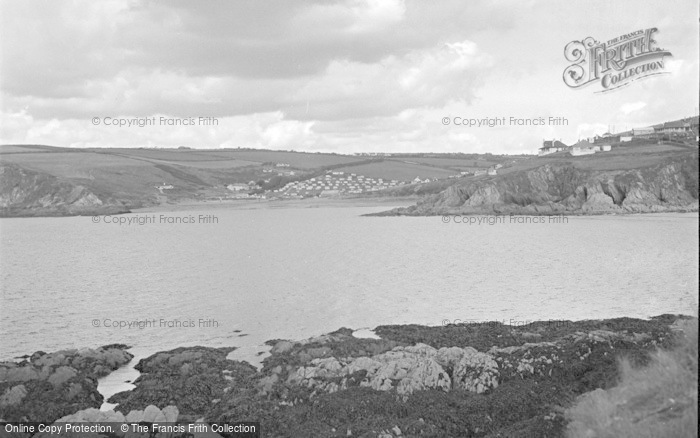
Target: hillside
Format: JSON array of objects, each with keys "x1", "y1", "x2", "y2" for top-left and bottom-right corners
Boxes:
[
  {"x1": 0, "y1": 145, "x2": 519, "y2": 217},
  {"x1": 376, "y1": 143, "x2": 699, "y2": 216},
  {"x1": 1, "y1": 142, "x2": 697, "y2": 217}
]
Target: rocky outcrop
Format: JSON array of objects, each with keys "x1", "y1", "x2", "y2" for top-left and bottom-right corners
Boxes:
[
  {"x1": 54, "y1": 403, "x2": 179, "y2": 424},
  {"x1": 286, "y1": 343, "x2": 499, "y2": 399},
  {"x1": 4, "y1": 316, "x2": 694, "y2": 437},
  {"x1": 107, "y1": 346, "x2": 257, "y2": 420},
  {"x1": 0, "y1": 163, "x2": 131, "y2": 217},
  {"x1": 0, "y1": 345, "x2": 133, "y2": 422},
  {"x1": 378, "y1": 154, "x2": 699, "y2": 216},
  {"x1": 214, "y1": 315, "x2": 690, "y2": 437}
]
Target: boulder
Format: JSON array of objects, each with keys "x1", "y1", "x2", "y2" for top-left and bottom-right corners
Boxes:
[
  {"x1": 271, "y1": 341, "x2": 294, "y2": 355},
  {"x1": 452, "y1": 349, "x2": 499, "y2": 393},
  {"x1": 47, "y1": 366, "x2": 78, "y2": 388},
  {"x1": 0, "y1": 385, "x2": 27, "y2": 407}
]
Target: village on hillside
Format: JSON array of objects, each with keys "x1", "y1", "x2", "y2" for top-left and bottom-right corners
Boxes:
[
  {"x1": 151, "y1": 115, "x2": 698, "y2": 202},
  {"x1": 539, "y1": 115, "x2": 700, "y2": 157}
]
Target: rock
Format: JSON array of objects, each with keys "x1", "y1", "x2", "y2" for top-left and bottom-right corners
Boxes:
[
  {"x1": 451, "y1": 349, "x2": 499, "y2": 393},
  {"x1": 107, "y1": 346, "x2": 251, "y2": 418},
  {"x1": 56, "y1": 407, "x2": 126, "y2": 423},
  {"x1": 0, "y1": 385, "x2": 27, "y2": 407},
  {"x1": 379, "y1": 155, "x2": 699, "y2": 216},
  {"x1": 66, "y1": 383, "x2": 83, "y2": 401},
  {"x1": 162, "y1": 405, "x2": 179, "y2": 422},
  {"x1": 2, "y1": 366, "x2": 41, "y2": 382},
  {"x1": 435, "y1": 347, "x2": 466, "y2": 368},
  {"x1": 47, "y1": 366, "x2": 77, "y2": 388},
  {"x1": 143, "y1": 404, "x2": 167, "y2": 422},
  {"x1": 288, "y1": 343, "x2": 460, "y2": 398},
  {"x1": 271, "y1": 341, "x2": 294, "y2": 355},
  {"x1": 258, "y1": 374, "x2": 279, "y2": 395},
  {"x1": 125, "y1": 409, "x2": 144, "y2": 423},
  {"x1": 0, "y1": 345, "x2": 133, "y2": 422},
  {"x1": 180, "y1": 363, "x2": 193, "y2": 376}
]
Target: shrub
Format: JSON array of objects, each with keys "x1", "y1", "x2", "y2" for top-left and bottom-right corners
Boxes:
[{"x1": 565, "y1": 318, "x2": 698, "y2": 438}]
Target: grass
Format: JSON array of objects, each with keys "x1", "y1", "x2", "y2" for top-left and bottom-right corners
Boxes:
[
  {"x1": 565, "y1": 318, "x2": 698, "y2": 438},
  {"x1": 204, "y1": 150, "x2": 364, "y2": 169},
  {"x1": 399, "y1": 157, "x2": 501, "y2": 169},
  {"x1": 335, "y1": 160, "x2": 457, "y2": 181}
]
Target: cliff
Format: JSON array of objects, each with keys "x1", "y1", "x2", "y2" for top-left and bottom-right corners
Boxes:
[
  {"x1": 0, "y1": 163, "x2": 132, "y2": 217},
  {"x1": 378, "y1": 153, "x2": 699, "y2": 216}
]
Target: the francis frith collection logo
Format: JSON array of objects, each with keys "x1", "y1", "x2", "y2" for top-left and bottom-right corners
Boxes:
[{"x1": 563, "y1": 28, "x2": 672, "y2": 93}]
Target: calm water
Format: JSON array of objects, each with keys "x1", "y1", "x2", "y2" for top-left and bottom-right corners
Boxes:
[{"x1": 1, "y1": 207, "x2": 698, "y2": 363}]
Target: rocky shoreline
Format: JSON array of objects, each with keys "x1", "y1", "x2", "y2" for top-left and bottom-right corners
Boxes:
[
  {"x1": 371, "y1": 155, "x2": 699, "y2": 217},
  {"x1": 1, "y1": 315, "x2": 696, "y2": 437}
]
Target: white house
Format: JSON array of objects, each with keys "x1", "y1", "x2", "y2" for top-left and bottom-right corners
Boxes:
[
  {"x1": 538, "y1": 140, "x2": 568, "y2": 156},
  {"x1": 570, "y1": 140, "x2": 597, "y2": 156},
  {"x1": 632, "y1": 127, "x2": 655, "y2": 137}
]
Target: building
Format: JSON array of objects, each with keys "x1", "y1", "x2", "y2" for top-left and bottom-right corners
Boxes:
[
  {"x1": 632, "y1": 127, "x2": 655, "y2": 137},
  {"x1": 539, "y1": 140, "x2": 568, "y2": 156},
  {"x1": 487, "y1": 168, "x2": 497, "y2": 176},
  {"x1": 156, "y1": 183, "x2": 174, "y2": 194},
  {"x1": 601, "y1": 144, "x2": 612, "y2": 152},
  {"x1": 593, "y1": 132, "x2": 620, "y2": 143},
  {"x1": 570, "y1": 140, "x2": 597, "y2": 156},
  {"x1": 226, "y1": 183, "x2": 249, "y2": 192},
  {"x1": 659, "y1": 120, "x2": 692, "y2": 134}
]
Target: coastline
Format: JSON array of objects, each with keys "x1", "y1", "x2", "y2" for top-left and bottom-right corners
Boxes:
[
  {"x1": 0, "y1": 197, "x2": 421, "y2": 219},
  {"x1": 2, "y1": 315, "x2": 696, "y2": 437},
  {"x1": 130, "y1": 196, "x2": 420, "y2": 214}
]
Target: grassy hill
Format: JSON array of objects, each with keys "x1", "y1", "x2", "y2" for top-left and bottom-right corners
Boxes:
[
  {"x1": 2, "y1": 141, "x2": 697, "y2": 217},
  {"x1": 0, "y1": 145, "x2": 518, "y2": 217}
]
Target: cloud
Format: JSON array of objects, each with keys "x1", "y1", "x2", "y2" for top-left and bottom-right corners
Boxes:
[
  {"x1": 619, "y1": 102, "x2": 647, "y2": 115},
  {"x1": 1, "y1": 0, "x2": 698, "y2": 154},
  {"x1": 286, "y1": 40, "x2": 493, "y2": 120}
]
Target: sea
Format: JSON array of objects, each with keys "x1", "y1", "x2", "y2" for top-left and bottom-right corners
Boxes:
[{"x1": 0, "y1": 205, "x2": 698, "y2": 402}]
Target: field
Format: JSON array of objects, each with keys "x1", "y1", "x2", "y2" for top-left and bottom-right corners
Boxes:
[
  {"x1": 511, "y1": 140, "x2": 695, "y2": 173},
  {"x1": 2, "y1": 141, "x2": 697, "y2": 216},
  {"x1": 203, "y1": 150, "x2": 363, "y2": 169},
  {"x1": 404, "y1": 157, "x2": 500, "y2": 169},
  {"x1": 335, "y1": 160, "x2": 459, "y2": 181}
]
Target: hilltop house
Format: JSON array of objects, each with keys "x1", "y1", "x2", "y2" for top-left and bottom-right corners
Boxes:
[
  {"x1": 632, "y1": 127, "x2": 655, "y2": 138},
  {"x1": 657, "y1": 120, "x2": 692, "y2": 135},
  {"x1": 539, "y1": 140, "x2": 568, "y2": 156},
  {"x1": 593, "y1": 132, "x2": 620, "y2": 143},
  {"x1": 570, "y1": 140, "x2": 598, "y2": 156}
]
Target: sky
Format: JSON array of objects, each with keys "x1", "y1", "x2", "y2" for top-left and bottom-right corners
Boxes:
[{"x1": 1, "y1": 0, "x2": 698, "y2": 154}]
